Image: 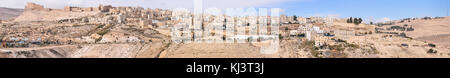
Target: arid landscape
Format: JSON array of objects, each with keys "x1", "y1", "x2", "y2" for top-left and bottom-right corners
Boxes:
[
  {"x1": 402, "y1": 17, "x2": 450, "y2": 53},
  {"x1": 0, "y1": 3, "x2": 449, "y2": 58},
  {"x1": 0, "y1": 7, "x2": 23, "y2": 20}
]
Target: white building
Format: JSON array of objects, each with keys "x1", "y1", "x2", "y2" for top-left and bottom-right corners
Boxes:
[
  {"x1": 289, "y1": 30, "x2": 299, "y2": 36},
  {"x1": 117, "y1": 13, "x2": 126, "y2": 24},
  {"x1": 306, "y1": 31, "x2": 312, "y2": 41}
]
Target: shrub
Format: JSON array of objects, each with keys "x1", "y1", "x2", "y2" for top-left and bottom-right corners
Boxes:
[
  {"x1": 428, "y1": 44, "x2": 436, "y2": 48},
  {"x1": 95, "y1": 37, "x2": 102, "y2": 43},
  {"x1": 97, "y1": 30, "x2": 110, "y2": 36},
  {"x1": 279, "y1": 34, "x2": 283, "y2": 39},
  {"x1": 97, "y1": 24, "x2": 105, "y2": 29},
  {"x1": 427, "y1": 49, "x2": 437, "y2": 54}
]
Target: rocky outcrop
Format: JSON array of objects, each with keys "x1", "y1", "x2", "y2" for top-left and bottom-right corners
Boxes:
[
  {"x1": 0, "y1": 45, "x2": 78, "y2": 58},
  {"x1": 0, "y1": 44, "x2": 162, "y2": 58}
]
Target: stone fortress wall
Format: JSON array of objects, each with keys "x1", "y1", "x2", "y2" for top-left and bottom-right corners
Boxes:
[{"x1": 25, "y1": 2, "x2": 112, "y2": 12}]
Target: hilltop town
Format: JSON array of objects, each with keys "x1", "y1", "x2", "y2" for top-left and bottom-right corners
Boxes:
[{"x1": 0, "y1": 3, "x2": 448, "y2": 58}]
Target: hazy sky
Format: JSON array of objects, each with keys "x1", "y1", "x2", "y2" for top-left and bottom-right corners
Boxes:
[{"x1": 0, "y1": 0, "x2": 448, "y2": 22}]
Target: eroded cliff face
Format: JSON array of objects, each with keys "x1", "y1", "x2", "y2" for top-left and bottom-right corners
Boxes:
[
  {"x1": 0, "y1": 45, "x2": 78, "y2": 58},
  {"x1": 0, "y1": 42, "x2": 168, "y2": 58}
]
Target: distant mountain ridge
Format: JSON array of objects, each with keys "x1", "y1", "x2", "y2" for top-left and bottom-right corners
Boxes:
[{"x1": 0, "y1": 7, "x2": 24, "y2": 20}]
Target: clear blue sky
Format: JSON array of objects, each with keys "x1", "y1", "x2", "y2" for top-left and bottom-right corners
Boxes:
[{"x1": 276, "y1": 0, "x2": 449, "y2": 21}]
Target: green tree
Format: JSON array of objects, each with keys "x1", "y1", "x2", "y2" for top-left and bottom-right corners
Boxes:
[
  {"x1": 358, "y1": 18, "x2": 363, "y2": 24},
  {"x1": 353, "y1": 18, "x2": 363, "y2": 25},
  {"x1": 348, "y1": 17, "x2": 353, "y2": 23},
  {"x1": 346, "y1": 18, "x2": 350, "y2": 23},
  {"x1": 279, "y1": 34, "x2": 283, "y2": 39},
  {"x1": 293, "y1": 15, "x2": 298, "y2": 21}
]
